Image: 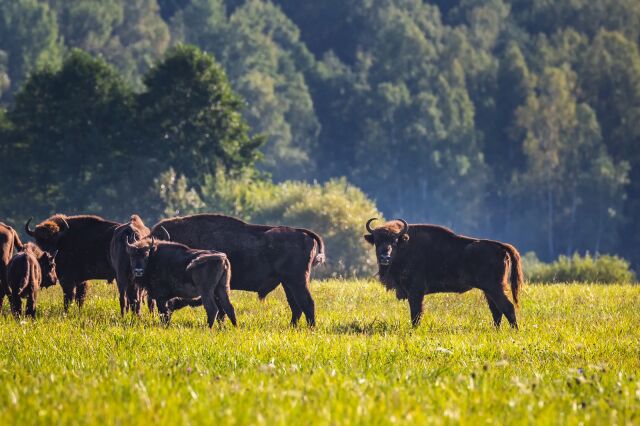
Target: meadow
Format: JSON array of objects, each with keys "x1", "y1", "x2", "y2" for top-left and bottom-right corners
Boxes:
[{"x1": 0, "y1": 280, "x2": 639, "y2": 425}]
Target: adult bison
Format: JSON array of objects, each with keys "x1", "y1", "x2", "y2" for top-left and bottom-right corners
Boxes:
[
  {"x1": 25, "y1": 214, "x2": 119, "y2": 310},
  {"x1": 364, "y1": 218, "x2": 523, "y2": 328},
  {"x1": 126, "y1": 236, "x2": 236, "y2": 328},
  {"x1": 1, "y1": 222, "x2": 24, "y2": 310},
  {"x1": 109, "y1": 215, "x2": 151, "y2": 315},
  {"x1": 150, "y1": 214, "x2": 325, "y2": 326}
]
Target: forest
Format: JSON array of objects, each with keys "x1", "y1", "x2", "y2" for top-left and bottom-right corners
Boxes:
[{"x1": 1, "y1": 0, "x2": 639, "y2": 271}]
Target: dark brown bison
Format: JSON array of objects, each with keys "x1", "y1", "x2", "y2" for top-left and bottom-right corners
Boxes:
[
  {"x1": 7, "y1": 242, "x2": 57, "y2": 318},
  {"x1": 109, "y1": 215, "x2": 152, "y2": 315},
  {"x1": 126, "y1": 236, "x2": 236, "y2": 328},
  {"x1": 25, "y1": 214, "x2": 119, "y2": 310},
  {"x1": 1, "y1": 222, "x2": 24, "y2": 310},
  {"x1": 364, "y1": 218, "x2": 523, "y2": 328},
  {"x1": 150, "y1": 214, "x2": 325, "y2": 326}
]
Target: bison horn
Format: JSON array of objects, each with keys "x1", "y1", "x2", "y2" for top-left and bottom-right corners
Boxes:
[
  {"x1": 52, "y1": 249, "x2": 59, "y2": 259},
  {"x1": 25, "y1": 217, "x2": 35, "y2": 237},
  {"x1": 366, "y1": 218, "x2": 378, "y2": 234},
  {"x1": 126, "y1": 234, "x2": 136, "y2": 249},
  {"x1": 159, "y1": 226, "x2": 170, "y2": 241},
  {"x1": 58, "y1": 216, "x2": 70, "y2": 234},
  {"x1": 150, "y1": 235, "x2": 155, "y2": 251},
  {"x1": 396, "y1": 218, "x2": 409, "y2": 236}
]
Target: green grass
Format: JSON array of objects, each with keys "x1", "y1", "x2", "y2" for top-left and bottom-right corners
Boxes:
[{"x1": 1, "y1": 280, "x2": 639, "y2": 425}]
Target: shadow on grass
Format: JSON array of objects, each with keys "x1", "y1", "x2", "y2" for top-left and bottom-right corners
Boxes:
[{"x1": 329, "y1": 319, "x2": 403, "y2": 335}]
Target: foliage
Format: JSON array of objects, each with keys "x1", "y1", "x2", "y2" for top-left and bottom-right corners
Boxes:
[
  {"x1": 138, "y1": 44, "x2": 264, "y2": 186},
  {"x1": 157, "y1": 172, "x2": 382, "y2": 278},
  {"x1": 1, "y1": 281, "x2": 639, "y2": 424},
  {"x1": 522, "y1": 252, "x2": 636, "y2": 284}
]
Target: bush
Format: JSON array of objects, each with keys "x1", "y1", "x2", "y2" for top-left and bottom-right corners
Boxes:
[
  {"x1": 156, "y1": 170, "x2": 382, "y2": 278},
  {"x1": 522, "y1": 252, "x2": 636, "y2": 284}
]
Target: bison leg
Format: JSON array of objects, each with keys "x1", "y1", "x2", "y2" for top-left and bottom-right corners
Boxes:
[
  {"x1": 487, "y1": 290, "x2": 518, "y2": 329},
  {"x1": 215, "y1": 296, "x2": 227, "y2": 323},
  {"x1": 284, "y1": 278, "x2": 315, "y2": 327},
  {"x1": 10, "y1": 293, "x2": 22, "y2": 318},
  {"x1": 283, "y1": 285, "x2": 303, "y2": 326},
  {"x1": 156, "y1": 298, "x2": 172, "y2": 325},
  {"x1": 484, "y1": 292, "x2": 503, "y2": 328},
  {"x1": 408, "y1": 290, "x2": 425, "y2": 327},
  {"x1": 202, "y1": 296, "x2": 220, "y2": 328},
  {"x1": 146, "y1": 294, "x2": 156, "y2": 314},
  {"x1": 62, "y1": 284, "x2": 76, "y2": 312},
  {"x1": 214, "y1": 285, "x2": 237, "y2": 327},
  {"x1": 25, "y1": 292, "x2": 36, "y2": 318},
  {"x1": 126, "y1": 283, "x2": 142, "y2": 315},
  {"x1": 75, "y1": 282, "x2": 88, "y2": 308}
]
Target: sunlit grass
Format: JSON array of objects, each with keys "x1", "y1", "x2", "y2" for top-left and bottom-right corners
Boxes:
[{"x1": 1, "y1": 280, "x2": 639, "y2": 425}]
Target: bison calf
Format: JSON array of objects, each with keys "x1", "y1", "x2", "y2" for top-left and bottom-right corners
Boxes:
[
  {"x1": 7, "y1": 243, "x2": 57, "y2": 318},
  {"x1": 126, "y1": 237, "x2": 236, "y2": 328}
]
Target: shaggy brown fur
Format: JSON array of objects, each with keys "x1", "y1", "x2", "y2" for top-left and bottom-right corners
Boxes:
[
  {"x1": 26, "y1": 214, "x2": 119, "y2": 311},
  {"x1": 150, "y1": 214, "x2": 325, "y2": 326},
  {"x1": 364, "y1": 219, "x2": 523, "y2": 328},
  {"x1": 109, "y1": 215, "x2": 151, "y2": 316},
  {"x1": 7, "y1": 243, "x2": 57, "y2": 318},
  {"x1": 127, "y1": 239, "x2": 236, "y2": 328},
  {"x1": 0, "y1": 222, "x2": 23, "y2": 311}
]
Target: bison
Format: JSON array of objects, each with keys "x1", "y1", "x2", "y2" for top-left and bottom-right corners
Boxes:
[
  {"x1": 25, "y1": 214, "x2": 119, "y2": 310},
  {"x1": 364, "y1": 218, "x2": 523, "y2": 328},
  {"x1": 126, "y1": 236, "x2": 237, "y2": 328},
  {"x1": 150, "y1": 214, "x2": 325, "y2": 326},
  {"x1": 7, "y1": 242, "x2": 57, "y2": 318},
  {"x1": 109, "y1": 215, "x2": 152, "y2": 315},
  {"x1": 1, "y1": 222, "x2": 24, "y2": 310}
]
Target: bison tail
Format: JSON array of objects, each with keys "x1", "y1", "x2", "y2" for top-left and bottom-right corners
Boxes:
[
  {"x1": 502, "y1": 244, "x2": 523, "y2": 307},
  {"x1": 12, "y1": 228, "x2": 24, "y2": 252},
  {"x1": 302, "y1": 229, "x2": 325, "y2": 267}
]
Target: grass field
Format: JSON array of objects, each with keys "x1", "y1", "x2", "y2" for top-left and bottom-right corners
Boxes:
[{"x1": 1, "y1": 280, "x2": 639, "y2": 425}]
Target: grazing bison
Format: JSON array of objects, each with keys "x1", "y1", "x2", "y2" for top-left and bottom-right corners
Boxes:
[
  {"x1": 1, "y1": 222, "x2": 24, "y2": 310},
  {"x1": 7, "y1": 242, "x2": 57, "y2": 318},
  {"x1": 109, "y1": 215, "x2": 151, "y2": 315},
  {"x1": 151, "y1": 214, "x2": 325, "y2": 326},
  {"x1": 25, "y1": 214, "x2": 119, "y2": 310},
  {"x1": 126, "y1": 236, "x2": 236, "y2": 328},
  {"x1": 364, "y1": 218, "x2": 523, "y2": 328}
]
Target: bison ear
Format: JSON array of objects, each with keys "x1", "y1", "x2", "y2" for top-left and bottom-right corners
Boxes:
[
  {"x1": 364, "y1": 234, "x2": 375, "y2": 245},
  {"x1": 399, "y1": 234, "x2": 410, "y2": 243}
]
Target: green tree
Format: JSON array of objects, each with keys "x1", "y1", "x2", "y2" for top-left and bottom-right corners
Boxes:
[
  {"x1": 515, "y1": 66, "x2": 628, "y2": 259},
  {"x1": 137, "y1": 44, "x2": 264, "y2": 186},
  {"x1": 0, "y1": 0, "x2": 62, "y2": 102},
  {"x1": 2, "y1": 49, "x2": 134, "y2": 220}
]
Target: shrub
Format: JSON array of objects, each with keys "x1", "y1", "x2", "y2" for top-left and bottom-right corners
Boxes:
[
  {"x1": 522, "y1": 252, "x2": 636, "y2": 284},
  {"x1": 156, "y1": 170, "x2": 382, "y2": 278}
]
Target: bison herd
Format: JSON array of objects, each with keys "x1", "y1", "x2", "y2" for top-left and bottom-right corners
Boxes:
[{"x1": 0, "y1": 213, "x2": 522, "y2": 329}]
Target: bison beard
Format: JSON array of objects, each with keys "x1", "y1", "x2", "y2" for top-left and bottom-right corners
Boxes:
[
  {"x1": 127, "y1": 238, "x2": 237, "y2": 328},
  {"x1": 365, "y1": 218, "x2": 523, "y2": 329},
  {"x1": 150, "y1": 214, "x2": 325, "y2": 327}
]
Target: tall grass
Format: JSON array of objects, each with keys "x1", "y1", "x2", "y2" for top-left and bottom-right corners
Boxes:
[{"x1": 1, "y1": 280, "x2": 639, "y2": 425}]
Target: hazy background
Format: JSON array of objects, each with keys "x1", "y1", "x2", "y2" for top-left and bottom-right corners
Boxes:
[{"x1": 1, "y1": 0, "x2": 639, "y2": 273}]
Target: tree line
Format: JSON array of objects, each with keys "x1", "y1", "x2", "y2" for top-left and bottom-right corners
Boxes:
[{"x1": 1, "y1": 0, "x2": 639, "y2": 269}]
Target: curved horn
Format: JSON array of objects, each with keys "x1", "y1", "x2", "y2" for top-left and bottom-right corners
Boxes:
[
  {"x1": 396, "y1": 218, "x2": 409, "y2": 236},
  {"x1": 365, "y1": 217, "x2": 378, "y2": 234},
  {"x1": 51, "y1": 249, "x2": 59, "y2": 259},
  {"x1": 58, "y1": 217, "x2": 70, "y2": 233},
  {"x1": 25, "y1": 217, "x2": 35, "y2": 237},
  {"x1": 126, "y1": 234, "x2": 136, "y2": 249},
  {"x1": 149, "y1": 235, "x2": 155, "y2": 251},
  {"x1": 159, "y1": 226, "x2": 170, "y2": 241}
]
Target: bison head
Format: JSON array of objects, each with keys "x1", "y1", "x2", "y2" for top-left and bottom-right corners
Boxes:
[
  {"x1": 39, "y1": 251, "x2": 58, "y2": 288},
  {"x1": 126, "y1": 235, "x2": 155, "y2": 278},
  {"x1": 364, "y1": 218, "x2": 410, "y2": 266},
  {"x1": 25, "y1": 216, "x2": 69, "y2": 255}
]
